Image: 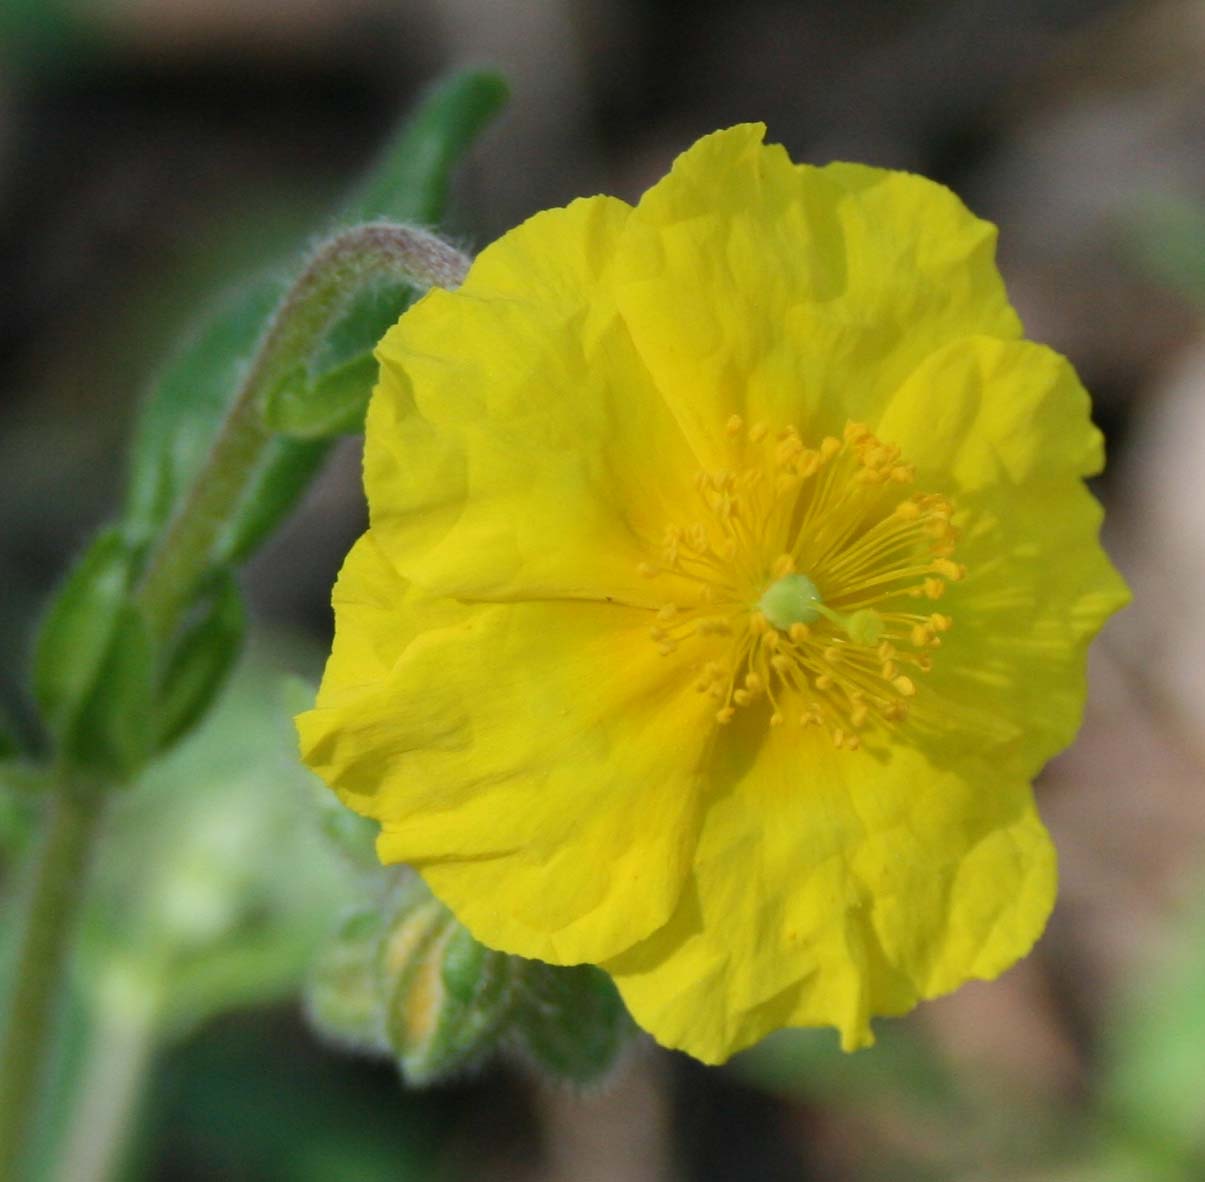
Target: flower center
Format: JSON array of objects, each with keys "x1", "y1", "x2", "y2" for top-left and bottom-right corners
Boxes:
[
  {"x1": 757, "y1": 573, "x2": 822, "y2": 630},
  {"x1": 639, "y1": 417, "x2": 963, "y2": 750}
]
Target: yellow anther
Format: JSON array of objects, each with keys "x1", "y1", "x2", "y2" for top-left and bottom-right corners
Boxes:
[
  {"x1": 649, "y1": 626, "x2": 666, "y2": 641},
  {"x1": 716, "y1": 707, "x2": 736, "y2": 724},
  {"x1": 894, "y1": 499, "x2": 922, "y2": 520},
  {"x1": 832, "y1": 728, "x2": 847, "y2": 748},
  {"x1": 657, "y1": 641, "x2": 677, "y2": 656},
  {"x1": 749, "y1": 422, "x2": 768, "y2": 443},
  {"x1": 750, "y1": 612, "x2": 770, "y2": 635},
  {"x1": 657, "y1": 603, "x2": 678, "y2": 621},
  {"x1": 725, "y1": 414, "x2": 744, "y2": 436},
  {"x1": 815, "y1": 674, "x2": 834, "y2": 691},
  {"x1": 823, "y1": 646, "x2": 842, "y2": 664},
  {"x1": 890, "y1": 465, "x2": 914, "y2": 483},
  {"x1": 788, "y1": 622, "x2": 811, "y2": 643},
  {"x1": 930, "y1": 613, "x2": 952, "y2": 632},
  {"x1": 733, "y1": 689, "x2": 752, "y2": 707},
  {"x1": 638, "y1": 562, "x2": 658, "y2": 578},
  {"x1": 771, "y1": 553, "x2": 795, "y2": 577},
  {"x1": 923, "y1": 577, "x2": 945, "y2": 599},
  {"x1": 796, "y1": 450, "x2": 821, "y2": 478},
  {"x1": 775, "y1": 437, "x2": 803, "y2": 465},
  {"x1": 771, "y1": 655, "x2": 792, "y2": 674},
  {"x1": 931, "y1": 559, "x2": 965, "y2": 581},
  {"x1": 911, "y1": 624, "x2": 934, "y2": 648},
  {"x1": 877, "y1": 641, "x2": 896, "y2": 661},
  {"x1": 843, "y1": 421, "x2": 870, "y2": 444},
  {"x1": 744, "y1": 672, "x2": 764, "y2": 693},
  {"x1": 770, "y1": 711, "x2": 784, "y2": 727},
  {"x1": 850, "y1": 702, "x2": 870, "y2": 728},
  {"x1": 762, "y1": 629, "x2": 780, "y2": 651},
  {"x1": 881, "y1": 660, "x2": 899, "y2": 680},
  {"x1": 892, "y1": 675, "x2": 917, "y2": 697},
  {"x1": 820, "y1": 436, "x2": 842, "y2": 460}
]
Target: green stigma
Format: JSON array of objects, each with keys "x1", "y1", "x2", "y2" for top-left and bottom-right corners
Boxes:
[
  {"x1": 757, "y1": 573, "x2": 824, "y2": 631},
  {"x1": 757, "y1": 573, "x2": 886, "y2": 647}
]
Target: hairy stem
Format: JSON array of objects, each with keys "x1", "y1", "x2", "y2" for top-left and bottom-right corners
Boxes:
[
  {"x1": 0, "y1": 785, "x2": 104, "y2": 1180},
  {"x1": 135, "y1": 221, "x2": 469, "y2": 643}
]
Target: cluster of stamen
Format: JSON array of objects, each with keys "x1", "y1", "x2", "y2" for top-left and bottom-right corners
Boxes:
[{"x1": 639, "y1": 416, "x2": 964, "y2": 750}]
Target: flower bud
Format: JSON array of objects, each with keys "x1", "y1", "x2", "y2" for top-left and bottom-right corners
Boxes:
[
  {"x1": 305, "y1": 873, "x2": 636, "y2": 1088},
  {"x1": 305, "y1": 908, "x2": 389, "y2": 1055},
  {"x1": 381, "y1": 879, "x2": 513, "y2": 1084}
]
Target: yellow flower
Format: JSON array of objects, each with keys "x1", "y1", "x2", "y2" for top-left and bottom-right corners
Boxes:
[{"x1": 298, "y1": 125, "x2": 1128, "y2": 1064}]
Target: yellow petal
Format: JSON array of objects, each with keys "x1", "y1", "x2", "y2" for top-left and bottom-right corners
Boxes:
[
  {"x1": 365, "y1": 195, "x2": 699, "y2": 605},
  {"x1": 612, "y1": 124, "x2": 1021, "y2": 465},
  {"x1": 299, "y1": 586, "x2": 714, "y2": 965},
  {"x1": 604, "y1": 724, "x2": 1056, "y2": 1063},
  {"x1": 873, "y1": 337, "x2": 1130, "y2": 775}
]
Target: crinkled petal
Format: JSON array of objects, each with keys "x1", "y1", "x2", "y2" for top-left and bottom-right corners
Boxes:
[
  {"x1": 299, "y1": 558, "x2": 713, "y2": 965},
  {"x1": 603, "y1": 724, "x2": 1056, "y2": 1063},
  {"x1": 872, "y1": 336, "x2": 1130, "y2": 775},
  {"x1": 365, "y1": 195, "x2": 700, "y2": 606},
  {"x1": 612, "y1": 124, "x2": 1022, "y2": 466}
]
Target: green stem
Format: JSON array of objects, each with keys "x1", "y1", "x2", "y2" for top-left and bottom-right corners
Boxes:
[
  {"x1": 135, "y1": 221, "x2": 469, "y2": 643},
  {"x1": 0, "y1": 784, "x2": 104, "y2": 1181},
  {"x1": 0, "y1": 221, "x2": 468, "y2": 1179},
  {"x1": 52, "y1": 966, "x2": 162, "y2": 1182}
]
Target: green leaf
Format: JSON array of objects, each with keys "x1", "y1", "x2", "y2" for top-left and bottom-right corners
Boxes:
[
  {"x1": 265, "y1": 279, "x2": 414, "y2": 438},
  {"x1": 312, "y1": 281, "x2": 414, "y2": 376},
  {"x1": 123, "y1": 277, "x2": 335, "y2": 569},
  {"x1": 123, "y1": 279, "x2": 283, "y2": 552},
  {"x1": 340, "y1": 69, "x2": 508, "y2": 227},
  {"x1": 65, "y1": 600, "x2": 155, "y2": 780},
  {"x1": 33, "y1": 528, "x2": 137, "y2": 740},
  {"x1": 265, "y1": 354, "x2": 377, "y2": 440},
  {"x1": 511, "y1": 962, "x2": 632, "y2": 1086},
  {"x1": 215, "y1": 437, "x2": 331, "y2": 565},
  {"x1": 0, "y1": 708, "x2": 19, "y2": 760},
  {"x1": 153, "y1": 569, "x2": 246, "y2": 752}
]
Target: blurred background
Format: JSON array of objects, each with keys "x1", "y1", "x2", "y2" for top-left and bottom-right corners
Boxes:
[{"x1": 1, "y1": 1, "x2": 1203, "y2": 1179}]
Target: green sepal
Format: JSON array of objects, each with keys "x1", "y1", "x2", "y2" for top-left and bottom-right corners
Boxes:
[
  {"x1": 263, "y1": 281, "x2": 414, "y2": 439},
  {"x1": 340, "y1": 69, "x2": 508, "y2": 227},
  {"x1": 153, "y1": 569, "x2": 246, "y2": 752},
  {"x1": 264, "y1": 71, "x2": 506, "y2": 442},
  {"x1": 384, "y1": 906, "x2": 514, "y2": 1086},
  {"x1": 511, "y1": 962, "x2": 633, "y2": 1086},
  {"x1": 305, "y1": 908, "x2": 390, "y2": 1055},
  {"x1": 33, "y1": 526, "x2": 156, "y2": 777},
  {"x1": 33, "y1": 527, "x2": 138, "y2": 742},
  {"x1": 65, "y1": 600, "x2": 155, "y2": 781}
]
